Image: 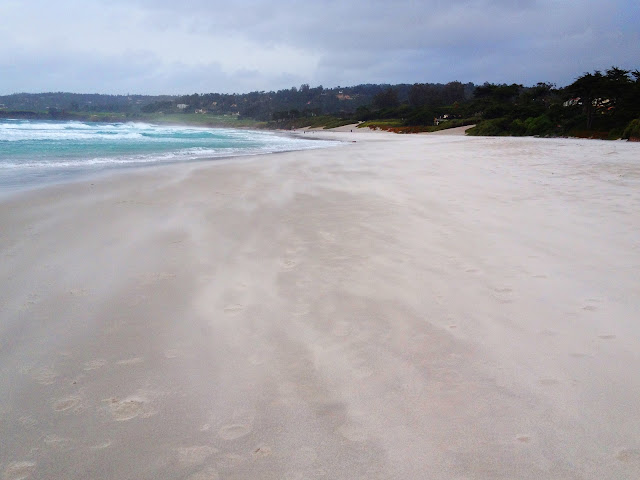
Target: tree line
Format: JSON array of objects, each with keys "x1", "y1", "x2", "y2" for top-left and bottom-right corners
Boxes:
[
  {"x1": 1, "y1": 67, "x2": 638, "y2": 139},
  {"x1": 463, "y1": 67, "x2": 640, "y2": 139}
]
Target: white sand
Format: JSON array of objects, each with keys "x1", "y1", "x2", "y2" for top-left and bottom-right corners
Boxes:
[{"x1": 1, "y1": 132, "x2": 639, "y2": 479}]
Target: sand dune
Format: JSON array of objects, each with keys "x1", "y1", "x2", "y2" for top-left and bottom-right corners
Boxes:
[{"x1": 1, "y1": 133, "x2": 639, "y2": 479}]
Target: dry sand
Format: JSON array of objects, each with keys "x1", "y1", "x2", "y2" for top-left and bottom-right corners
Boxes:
[{"x1": 1, "y1": 131, "x2": 639, "y2": 479}]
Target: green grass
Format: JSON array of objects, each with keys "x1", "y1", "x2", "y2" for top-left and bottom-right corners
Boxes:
[
  {"x1": 432, "y1": 117, "x2": 478, "y2": 131},
  {"x1": 357, "y1": 119, "x2": 404, "y2": 130},
  {"x1": 143, "y1": 113, "x2": 264, "y2": 128},
  {"x1": 358, "y1": 117, "x2": 477, "y2": 133},
  {"x1": 266, "y1": 115, "x2": 356, "y2": 130},
  {"x1": 84, "y1": 112, "x2": 129, "y2": 122},
  {"x1": 319, "y1": 117, "x2": 356, "y2": 129}
]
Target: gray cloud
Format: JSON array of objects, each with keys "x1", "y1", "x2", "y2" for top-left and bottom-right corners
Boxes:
[{"x1": 0, "y1": 0, "x2": 638, "y2": 94}]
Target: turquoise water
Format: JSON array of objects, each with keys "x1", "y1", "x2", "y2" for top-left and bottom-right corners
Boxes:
[{"x1": 0, "y1": 119, "x2": 337, "y2": 190}]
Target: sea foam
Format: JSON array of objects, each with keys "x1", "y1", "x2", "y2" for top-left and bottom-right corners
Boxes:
[{"x1": 0, "y1": 119, "x2": 339, "y2": 191}]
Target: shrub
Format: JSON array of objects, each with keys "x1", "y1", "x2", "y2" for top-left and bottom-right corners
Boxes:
[
  {"x1": 622, "y1": 119, "x2": 640, "y2": 140},
  {"x1": 524, "y1": 114, "x2": 553, "y2": 136},
  {"x1": 510, "y1": 119, "x2": 526, "y2": 136},
  {"x1": 466, "y1": 118, "x2": 510, "y2": 136}
]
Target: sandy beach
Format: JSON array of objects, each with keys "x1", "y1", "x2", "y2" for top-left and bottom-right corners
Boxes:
[{"x1": 1, "y1": 130, "x2": 639, "y2": 479}]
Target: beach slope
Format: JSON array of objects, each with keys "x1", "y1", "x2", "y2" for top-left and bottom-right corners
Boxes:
[{"x1": 1, "y1": 132, "x2": 639, "y2": 479}]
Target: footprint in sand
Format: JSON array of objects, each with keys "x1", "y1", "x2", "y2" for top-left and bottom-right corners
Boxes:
[
  {"x1": 218, "y1": 424, "x2": 252, "y2": 440},
  {"x1": 116, "y1": 357, "x2": 143, "y2": 366},
  {"x1": 253, "y1": 445, "x2": 273, "y2": 458},
  {"x1": 177, "y1": 446, "x2": 218, "y2": 466},
  {"x1": 30, "y1": 367, "x2": 58, "y2": 385},
  {"x1": 68, "y1": 288, "x2": 89, "y2": 297},
  {"x1": 83, "y1": 359, "x2": 107, "y2": 371},
  {"x1": 248, "y1": 354, "x2": 266, "y2": 366},
  {"x1": 139, "y1": 272, "x2": 176, "y2": 285},
  {"x1": 280, "y1": 258, "x2": 298, "y2": 270},
  {"x1": 598, "y1": 334, "x2": 616, "y2": 340},
  {"x1": 570, "y1": 352, "x2": 590, "y2": 358},
  {"x1": 18, "y1": 416, "x2": 38, "y2": 428},
  {"x1": 19, "y1": 294, "x2": 40, "y2": 311},
  {"x1": 292, "y1": 305, "x2": 310, "y2": 317},
  {"x1": 186, "y1": 467, "x2": 220, "y2": 480},
  {"x1": 615, "y1": 448, "x2": 640, "y2": 463},
  {"x1": 538, "y1": 378, "x2": 560, "y2": 386},
  {"x1": 539, "y1": 329, "x2": 557, "y2": 337},
  {"x1": 3, "y1": 462, "x2": 36, "y2": 480},
  {"x1": 43, "y1": 434, "x2": 72, "y2": 449},
  {"x1": 53, "y1": 395, "x2": 81, "y2": 412},
  {"x1": 492, "y1": 287, "x2": 514, "y2": 304},
  {"x1": 583, "y1": 299, "x2": 600, "y2": 312},
  {"x1": 216, "y1": 454, "x2": 246, "y2": 469},
  {"x1": 90, "y1": 440, "x2": 112, "y2": 450},
  {"x1": 103, "y1": 395, "x2": 153, "y2": 421},
  {"x1": 319, "y1": 231, "x2": 336, "y2": 243},
  {"x1": 493, "y1": 287, "x2": 512, "y2": 293},
  {"x1": 223, "y1": 304, "x2": 244, "y2": 315},
  {"x1": 295, "y1": 278, "x2": 312, "y2": 289}
]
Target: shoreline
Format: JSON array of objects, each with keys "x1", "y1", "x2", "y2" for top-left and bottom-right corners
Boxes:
[
  {"x1": 6, "y1": 112, "x2": 636, "y2": 141},
  {"x1": 0, "y1": 123, "x2": 345, "y2": 200},
  {"x1": 1, "y1": 132, "x2": 639, "y2": 479}
]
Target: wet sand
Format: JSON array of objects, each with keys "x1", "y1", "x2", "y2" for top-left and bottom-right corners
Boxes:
[{"x1": 1, "y1": 131, "x2": 639, "y2": 479}]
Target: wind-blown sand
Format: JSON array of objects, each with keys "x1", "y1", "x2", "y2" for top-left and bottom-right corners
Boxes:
[{"x1": 1, "y1": 131, "x2": 639, "y2": 479}]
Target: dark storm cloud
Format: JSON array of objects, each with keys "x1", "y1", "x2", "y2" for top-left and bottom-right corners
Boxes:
[{"x1": 0, "y1": 0, "x2": 638, "y2": 94}]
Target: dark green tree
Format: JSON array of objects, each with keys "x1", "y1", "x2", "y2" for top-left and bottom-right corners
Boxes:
[
  {"x1": 373, "y1": 88, "x2": 399, "y2": 110},
  {"x1": 566, "y1": 71, "x2": 604, "y2": 129}
]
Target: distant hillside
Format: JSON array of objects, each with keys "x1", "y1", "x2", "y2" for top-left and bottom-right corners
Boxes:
[
  {"x1": 2, "y1": 69, "x2": 636, "y2": 140},
  {"x1": 141, "y1": 83, "x2": 476, "y2": 121},
  {"x1": 0, "y1": 83, "x2": 476, "y2": 121},
  {"x1": 0, "y1": 92, "x2": 175, "y2": 113}
]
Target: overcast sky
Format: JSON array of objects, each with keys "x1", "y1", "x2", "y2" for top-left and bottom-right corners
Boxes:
[{"x1": 1, "y1": 0, "x2": 639, "y2": 95}]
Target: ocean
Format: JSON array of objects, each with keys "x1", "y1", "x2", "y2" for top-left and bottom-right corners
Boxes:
[{"x1": 0, "y1": 119, "x2": 338, "y2": 191}]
